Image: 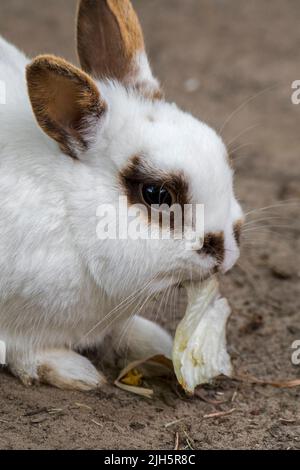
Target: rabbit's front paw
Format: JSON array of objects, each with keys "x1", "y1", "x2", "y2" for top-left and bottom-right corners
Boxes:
[
  {"x1": 113, "y1": 315, "x2": 173, "y2": 362},
  {"x1": 11, "y1": 349, "x2": 106, "y2": 391}
]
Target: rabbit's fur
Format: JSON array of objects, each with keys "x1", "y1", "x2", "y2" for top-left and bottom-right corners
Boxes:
[{"x1": 0, "y1": 0, "x2": 243, "y2": 390}]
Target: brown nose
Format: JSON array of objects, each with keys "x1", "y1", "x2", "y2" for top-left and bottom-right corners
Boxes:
[{"x1": 199, "y1": 232, "x2": 225, "y2": 265}]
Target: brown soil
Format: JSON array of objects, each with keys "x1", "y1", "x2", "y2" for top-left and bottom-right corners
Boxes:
[{"x1": 0, "y1": 0, "x2": 300, "y2": 450}]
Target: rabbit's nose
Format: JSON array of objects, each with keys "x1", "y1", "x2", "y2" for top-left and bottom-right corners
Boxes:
[
  {"x1": 198, "y1": 232, "x2": 225, "y2": 265},
  {"x1": 221, "y1": 246, "x2": 240, "y2": 273},
  {"x1": 221, "y1": 231, "x2": 241, "y2": 273}
]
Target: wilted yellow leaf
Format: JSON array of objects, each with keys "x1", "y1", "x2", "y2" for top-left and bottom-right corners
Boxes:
[{"x1": 121, "y1": 368, "x2": 143, "y2": 387}]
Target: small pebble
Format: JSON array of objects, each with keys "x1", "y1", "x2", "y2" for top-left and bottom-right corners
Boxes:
[{"x1": 184, "y1": 78, "x2": 201, "y2": 93}]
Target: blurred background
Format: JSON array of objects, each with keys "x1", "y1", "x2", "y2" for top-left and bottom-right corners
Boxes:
[{"x1": 0, "y1": 0, "x2": 300, "y2": 451}]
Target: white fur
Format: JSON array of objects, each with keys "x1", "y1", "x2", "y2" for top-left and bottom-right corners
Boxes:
[{"x1": 0, "y1": 32, "x2": 242, "y2": 389}]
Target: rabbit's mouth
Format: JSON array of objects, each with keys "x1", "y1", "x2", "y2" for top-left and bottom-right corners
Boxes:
[
  {"x1": 155, "y1": 265, "x2": 215, "y2": 291},
  {"x1": 179, "y1": 270, "x2": 214, "y2": 285}
]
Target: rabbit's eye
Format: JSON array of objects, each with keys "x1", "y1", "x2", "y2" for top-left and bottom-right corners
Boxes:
[{"x1": 140, "y1": 184, "x2": 174, "y2": 208}]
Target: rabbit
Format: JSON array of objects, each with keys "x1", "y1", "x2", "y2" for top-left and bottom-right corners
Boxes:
[{"x1": 0, "y1": 0, "x2": 244, "y2": 391}]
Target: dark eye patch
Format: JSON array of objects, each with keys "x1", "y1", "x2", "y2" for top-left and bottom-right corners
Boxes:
[
  {"x1": 119, "y1": 155, "x2": 190, "y2": 209},
  {"x1": 118, "y1": 155, "x2": 190, "y2": 232}
]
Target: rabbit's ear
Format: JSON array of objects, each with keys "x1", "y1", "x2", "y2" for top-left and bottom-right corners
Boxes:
[
  {"x1": 77, "y1": 0, "x2": 162, "y2": 100},
  {"x1": 26, "y1": 55, "x2": 106, "y2": 159}
]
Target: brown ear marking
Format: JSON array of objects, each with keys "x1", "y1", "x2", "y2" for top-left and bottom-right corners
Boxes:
[
  {"x1": 77, "y1": 0, "x2": 162, "y2": 101},
  {"x1": 135, "y1": 82, "x2": 164, "y2": 102},
  {"x1": 77, "y1": 0, "x2": 144, "y2": 81},
  {"x1": 26, "y1": 55, "x2": 106, "y2": 158}
]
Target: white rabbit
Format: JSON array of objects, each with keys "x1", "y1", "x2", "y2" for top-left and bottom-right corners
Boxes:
[{"x1": 0, "y1": 0, "x2": 243, "y2": 390}]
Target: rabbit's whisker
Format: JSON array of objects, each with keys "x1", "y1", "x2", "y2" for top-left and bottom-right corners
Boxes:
[{"x1": 219, "y1": 83, "x2": 280, "y2": 135}]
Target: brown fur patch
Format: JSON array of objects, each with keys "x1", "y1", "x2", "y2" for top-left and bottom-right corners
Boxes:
[
  {"x1": 135, "y1": 82, "x2": 164, "y2": 101},
  {"x1": 107, "y1": 0, "x2": 144, "y2": 57},
  {"x1": 233, "y1": 220, "x2": 243, "y2": 246},
  {"x1": 120, "y1": 155, "x2": 189, "y2": 205},
  {"x1": 77, "y1": 0, "x2": 162, "y2": 100},
  {"x1": 202, "y1": 232, "x2": 225, "y2": 264},
  {"x1": 77, "y1": 0, "x2": 144, "y2": 82},
  {"x1": 119, "y1": 155, "x2": 190, "y2": 231},
  {"x1": 27, "y1": 55, "x2": 106, "y2": 158}
]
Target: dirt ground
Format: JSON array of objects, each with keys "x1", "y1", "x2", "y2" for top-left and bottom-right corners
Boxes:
[{"x1": 0, "y1": 0, "x2": 300, "y2": 450}]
